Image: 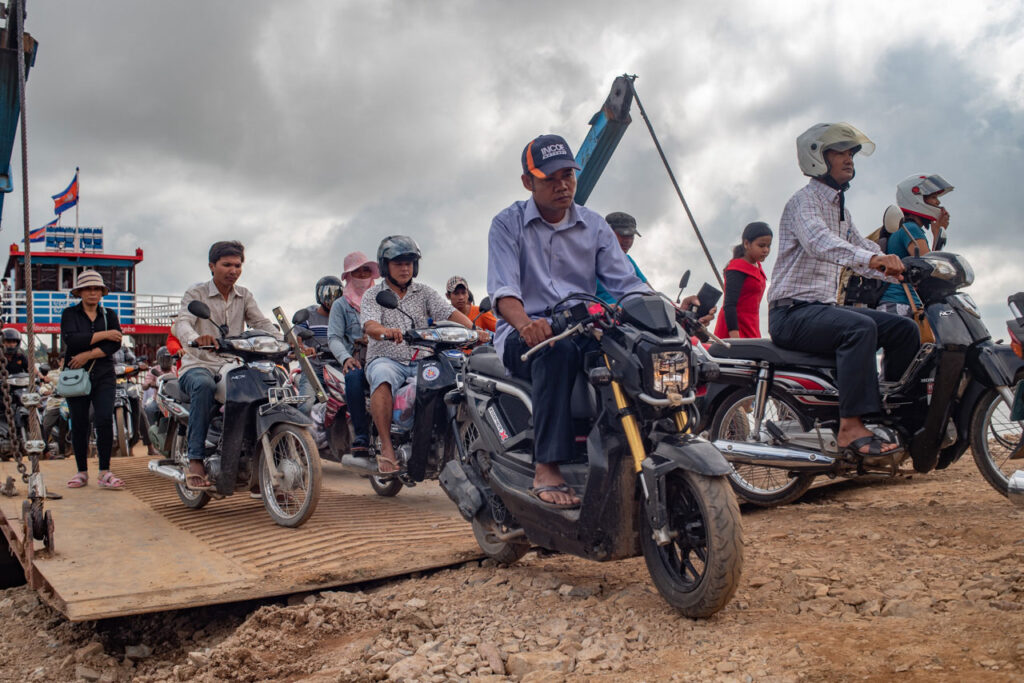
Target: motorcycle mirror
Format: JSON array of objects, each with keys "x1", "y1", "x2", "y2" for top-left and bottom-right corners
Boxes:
[
  {"x1": 297, "y1": 328, "x2": 315, "y2": 341},
  {"x1": 187, "y1": 300, "x2": 212, "y2": 319},
  {"x1": 882, "y1": 205, "x2": 904, "y2": 235},
  {"x1": 477, "y1": 296, "x2": 492, "y2": 315},
  {"x1": 676, "y1": 270, "x2": 691, "y2": 303},
  {"x1": 291, "y1": 308, "x2": 310, "y2": 325},
  {"x1": 39, "y1": 364, "x2": 50, "y2": 376},
  {"x1": 375, "y1": 289, "x2": 400, "y2": 310}
]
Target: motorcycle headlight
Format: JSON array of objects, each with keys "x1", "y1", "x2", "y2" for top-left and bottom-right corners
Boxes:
[
  {"x1": 651, "y1": 350, "x2": 690, "y2": 396},
  {"x1": 7, "y1": 375, "x2": 29, "y2": 387},
  {"x1": 225, "y1": 338, "x2": 253, "y2": 352},
  {"x1": 250, "y1": 337, "x2": 290, "y2": 354},
  {"x1": 114, "y1": 364, "x2": 127, "y2": 376},
  {"x1": 414, "y1": 328, "x2": 477, "y2": 344}
]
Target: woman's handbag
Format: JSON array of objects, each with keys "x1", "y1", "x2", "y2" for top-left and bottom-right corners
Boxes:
[{"x1": 57, "y1": 361, "x2": 95, "y2": 397}]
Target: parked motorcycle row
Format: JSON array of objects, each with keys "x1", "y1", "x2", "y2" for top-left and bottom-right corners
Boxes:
[{"x1": 131, "y1": 232, "x2": 1023, "y2": 618}]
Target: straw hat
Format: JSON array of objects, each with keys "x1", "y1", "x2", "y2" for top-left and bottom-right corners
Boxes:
[{"x1": 70, "y1": 269, "x2": 109, "y2": 297}]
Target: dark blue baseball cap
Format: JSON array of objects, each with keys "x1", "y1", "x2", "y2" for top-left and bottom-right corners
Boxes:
[{"x1": 521, "y1": 134, "x2": 581, "y2": 179}]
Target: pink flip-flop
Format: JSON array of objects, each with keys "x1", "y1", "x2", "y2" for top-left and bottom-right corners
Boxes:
[
  {"x1": 67, "y1": 471, "x2": 88, "y2": 488},
  {"x1": 97, "y1": 471, "x2": 125, "y2": 490}
]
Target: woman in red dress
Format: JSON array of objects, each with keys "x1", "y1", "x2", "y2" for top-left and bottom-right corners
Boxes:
[{"x1": 714, "y1": 221, "x2": 773, "y2": 339}]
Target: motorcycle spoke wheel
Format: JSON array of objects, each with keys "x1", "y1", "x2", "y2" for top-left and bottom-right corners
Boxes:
[
  {"x1": 114, "y1": 408, "x2": 130, "y2": 458},
  {"x1": 711, "y1": 389, "x2": 815, "y2": 507},
  {"x1": 260, "y1": 424, "x2": 322, "y2": 527},
  {"x1": 640, "y1": 471, "x2": 743, "y2": 618},
  {"x1": 971, "y1": 385, "x2": 1024, "y2": 497}
]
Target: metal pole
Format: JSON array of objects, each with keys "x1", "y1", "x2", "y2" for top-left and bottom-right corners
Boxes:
[{"x1": 627, "y1": 77, "x2": 723, "y2": 289}]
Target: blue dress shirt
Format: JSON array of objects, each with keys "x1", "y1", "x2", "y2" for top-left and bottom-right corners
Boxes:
[{"x1": 487, "y1": 197, "x2": 647, "y2": 359}]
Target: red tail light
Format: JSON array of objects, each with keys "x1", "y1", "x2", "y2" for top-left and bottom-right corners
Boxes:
[{"x1": 1009, "y1": 326, "x2": 1023, "y2": 359}]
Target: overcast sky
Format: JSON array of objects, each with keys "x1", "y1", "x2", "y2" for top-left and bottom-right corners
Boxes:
[{"x1": 3, "y1": 0, "x2": 1023, "y2": 336}]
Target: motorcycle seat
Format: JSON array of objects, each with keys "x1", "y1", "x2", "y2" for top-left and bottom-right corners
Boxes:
[
  {"x1": 160, "y1": 378, "x2": 190, "y2": 404},
  {"x1": 707, "y1": 339, "x2": 837, "y2": 368}
]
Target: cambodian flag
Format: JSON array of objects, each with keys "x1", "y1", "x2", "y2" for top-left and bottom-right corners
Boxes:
[
  {"x1": 52, "y1": 168, "x2": 79, "y2": 215},
  {"x1": 23, "y1": 218, "x2": 54, "y2": 244}
]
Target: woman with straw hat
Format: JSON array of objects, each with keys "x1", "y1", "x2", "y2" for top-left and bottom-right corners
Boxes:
[{"x1": 60, "y1": 269, "x2": 125, "y2": 489}]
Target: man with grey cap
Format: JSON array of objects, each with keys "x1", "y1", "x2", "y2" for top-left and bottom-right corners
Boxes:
[{"x1": 596, "y1": 211, "x2": 649, "y2": 305}]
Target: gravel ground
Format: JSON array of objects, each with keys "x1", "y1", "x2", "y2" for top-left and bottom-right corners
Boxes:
[{"x1": 3, "y1": 456, "x2": 1024, "y2": 682}]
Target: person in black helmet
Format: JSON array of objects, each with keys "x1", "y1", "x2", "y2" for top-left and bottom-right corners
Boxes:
[
  {"x1": 2, "y1": 327, "x2": 28, "y2": 375},
  {"x1": 361, "y1": 235, "x2": 487, "y2": 475},
  {"x1": 294, "y1": 276, "x2": 342, "y2": 413}
]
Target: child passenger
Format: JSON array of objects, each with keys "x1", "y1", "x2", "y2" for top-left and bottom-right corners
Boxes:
[{"x1": 713, "y1": 221, "x2": 773, "y2": 339}]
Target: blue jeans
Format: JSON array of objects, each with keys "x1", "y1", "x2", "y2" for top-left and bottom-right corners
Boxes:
[
  {"x1": 344, "y1": 367, "x2": 370, "y2": 445},
  {"x1": 178, "y1": 367, "x2": 216, "y2": 461}
]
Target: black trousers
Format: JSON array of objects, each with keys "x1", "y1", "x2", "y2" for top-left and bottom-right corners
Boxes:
[
  {"x1": 502, "y1": 335, "x2": 599, "y2": 465},
  {"x1": 768, "y1": 303, "x2": 920, "y2": 418},
  {"x1": 67, "y1": 374, "x2": 115, "y2": 472}
]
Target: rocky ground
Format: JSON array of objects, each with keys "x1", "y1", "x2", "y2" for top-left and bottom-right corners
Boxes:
[{"x1": 4, "y1": 455, "x2": 1024, "y2": 682}]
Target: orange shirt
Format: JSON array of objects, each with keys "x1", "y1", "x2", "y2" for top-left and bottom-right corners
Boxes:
[{"x1": 468, "y1": 305, "x2": 497, "y2": 332}]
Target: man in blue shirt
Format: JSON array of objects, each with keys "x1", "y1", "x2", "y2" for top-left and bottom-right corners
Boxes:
[
  {"x1": 488, "y1": 135, "x2": 649, "y2": 507},
  {"x1": 595, "y1": 212, "x2": 650, "y2": 305}
]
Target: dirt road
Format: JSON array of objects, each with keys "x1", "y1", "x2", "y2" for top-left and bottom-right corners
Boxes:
[{"x1": 3, "y1": 455, "x2": 1024, "y2": 682}]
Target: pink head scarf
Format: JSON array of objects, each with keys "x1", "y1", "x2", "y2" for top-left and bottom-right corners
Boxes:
[{"x1": 342, "y1": 251, "x2": 379, "y2": 312}]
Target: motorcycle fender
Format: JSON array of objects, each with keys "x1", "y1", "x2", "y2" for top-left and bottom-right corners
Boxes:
[
  {"x1": 255, "y1": 403, "x2": 311, "y2": 440},
  {"x1": 648, "y1": 433, "x2": 733, "y2": 477},
  {"x1": 968, "y1": 342, "x2": 1024, "y2": 389},
  {"x1": 438, "y1": 459, "x2": 484, "y2": 522}
]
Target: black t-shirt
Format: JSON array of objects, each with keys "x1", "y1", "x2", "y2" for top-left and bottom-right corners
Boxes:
[
  {"x1": 4, "y1": 351, "x2": 27, "y2": 375},
  {"x1": 60, "y1": 304, "x2": 122, "y2": 380}
]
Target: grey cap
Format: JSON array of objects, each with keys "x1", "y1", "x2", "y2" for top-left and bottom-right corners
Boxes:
[{"x1": 605, "y1": 211, "x2": 640, "y2": 237}]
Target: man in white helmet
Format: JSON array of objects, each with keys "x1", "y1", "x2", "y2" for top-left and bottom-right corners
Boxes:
[
  {"x1": 767, "y1": 123, "x2": 920, "y2": 458},
  {"x1": 877, "y1": 174, "x2": 954, "y2": 316}
]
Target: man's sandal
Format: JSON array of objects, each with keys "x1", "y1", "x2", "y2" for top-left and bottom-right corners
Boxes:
[
  {"x1": 376, "y1": 455, "x2": 401, "y2": 475},
  {"x1": 97, "y1": 471, "x2": 125, "y2": 490},
  {"x1": 842, "y1": 435, "x2": 902, "y2": 458},
  {"x1": 184, "y1": 472, "x2": 213, "y2": 490},
  {"x1": 67, "y1": 472, "x2": 88, "y2": 488},
  {"x1": 529, "y1": 483, "x2": 581, "y2": 510}
]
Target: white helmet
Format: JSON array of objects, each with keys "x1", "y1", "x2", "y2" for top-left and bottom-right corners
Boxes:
[
  {"x1": 796, "y1": 122, "x2": 875, "y2": 178},
  {"x1": 896, "y1": 174, "x2": 953, "y2": 221}
]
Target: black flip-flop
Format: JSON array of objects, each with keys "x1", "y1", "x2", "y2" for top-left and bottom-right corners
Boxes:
[
  {"x1": 529, "y1": 483, "x2": 581, "y2": 510},
  {"x1": 842, "y1": 435, "x2": 902, "y2": 458}
]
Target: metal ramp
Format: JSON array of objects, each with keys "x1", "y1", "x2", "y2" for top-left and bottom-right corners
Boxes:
[{"x1": 0, "y1": 456, "x2": 482, "y2": 621}]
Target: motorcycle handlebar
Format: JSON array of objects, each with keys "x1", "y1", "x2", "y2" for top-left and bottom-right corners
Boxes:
[{"x1": 520, "y1": 321, "x2": 587, "y2": 362}]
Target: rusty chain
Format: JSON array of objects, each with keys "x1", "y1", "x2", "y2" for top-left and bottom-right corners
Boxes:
[{"x1": 0, "y1": 356, "x2": 30, "y2": 483}]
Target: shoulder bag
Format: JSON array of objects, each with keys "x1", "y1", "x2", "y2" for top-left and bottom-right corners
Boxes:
[{"x1": 57, "y1": 306, "x2": 107, "y2": 397}]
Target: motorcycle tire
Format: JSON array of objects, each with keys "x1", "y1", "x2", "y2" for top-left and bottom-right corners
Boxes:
[
  {"x1": 369, "y1": 475, "x2": 403, "y2": 497},
  {"x1": 970, "y1": 385, "x2": 1024, "y2": 498},
  {"x1": 259, "y1": 423, "x2": 323, "y2": 528},
  {"x1": 640, "y1": 470, "x2": 743, "y2": 618},
  {"x1": 709, "y1": 387, "x2": 815, "y2": 507},
  {"x1": 471, "y1": 514, "x2": 529, "y2": 565},
  {"x1": 114, "y1": 407, "x2": 131, "y2": 458}
]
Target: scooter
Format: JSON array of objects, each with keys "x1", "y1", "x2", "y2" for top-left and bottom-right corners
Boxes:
[
  {"x1": 987, "y1": 292, "x2": 1024, "y2": 504},
  {"x1": 700, "y1": 212, "x2": 1024, "y2": 506},
  {"x1": 442, "y1": 291, "x2": 744, "y2": 618},
  {"x1": 112, "y1": 362, "x2": 142, "y2": 457},
  {"x1": 147, "y1": 300, "x2": 322, "y2": 528}
]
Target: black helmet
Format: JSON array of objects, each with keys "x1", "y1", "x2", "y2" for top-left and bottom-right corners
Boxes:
[
  {"x1": 2, "y1": 328, "x2": 20, "y2": 345},
  {"x1": 377, "y1": 235, "x2": 421, "y2": 288},
  {"x1": 315, "y1": 276, "x2": 343, "y2": 309},
  {"x1": 156, "y1": 346, "x2": 171, "y2": 361}
]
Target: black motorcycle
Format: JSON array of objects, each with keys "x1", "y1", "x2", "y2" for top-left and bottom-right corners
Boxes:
[
  {"x1": 700, "y1": 252, "x2": 1024, "y2": 506},
  {"x1": 112, "y1": 362, "x2": 142, "y2": 457},
  {"x1": 442, "y1": 292, "x2": 743, "y2": 618},
  {"x1": 147, "y1": 300, "x2": 322, "y2": 528}
]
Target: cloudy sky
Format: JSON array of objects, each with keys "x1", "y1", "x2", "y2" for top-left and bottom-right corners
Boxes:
[{"x1": 4, "y1": 0, "x2": 1023, "y2": 335}]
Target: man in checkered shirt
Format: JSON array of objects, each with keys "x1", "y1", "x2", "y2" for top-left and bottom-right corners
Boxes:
[{"x1": 766, "y1": 123, "x2": 920, "y2": 458}]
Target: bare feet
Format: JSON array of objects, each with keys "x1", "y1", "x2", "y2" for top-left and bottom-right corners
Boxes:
[
  {"x1": 532, "y1": 463, "x2": 581, "y2": 506},
  {"x1": 838, "y1": 417, "x2": 899, "y2": 454}
]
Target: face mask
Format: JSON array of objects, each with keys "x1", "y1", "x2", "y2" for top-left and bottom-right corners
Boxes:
[{"x1": 344, "y1": 276, "x2": 375, "y2": 312}]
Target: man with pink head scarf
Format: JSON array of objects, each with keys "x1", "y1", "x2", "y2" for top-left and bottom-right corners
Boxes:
[{"x1": 327, "y1": 251, "x2": 380, "y2": 454}]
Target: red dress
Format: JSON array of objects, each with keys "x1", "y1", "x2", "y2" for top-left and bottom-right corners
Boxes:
[{"x1": 713, "y1": 258, "x2": 767, "y2": 339}]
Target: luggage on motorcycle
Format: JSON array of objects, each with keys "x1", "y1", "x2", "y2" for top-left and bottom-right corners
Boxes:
[{"x1": 393, "y1": 376, "x2": 417, "y2": 430}]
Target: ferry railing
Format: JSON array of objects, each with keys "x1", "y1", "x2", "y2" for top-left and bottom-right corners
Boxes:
[{"x1": 1, "y1": 290, "x2": 180, "y2": 327}]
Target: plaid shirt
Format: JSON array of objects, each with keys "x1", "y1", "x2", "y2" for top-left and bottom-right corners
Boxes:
[
  {"x1": 768, "y1": 179, "x2": 891, "y2": 305},
  {"x1": 360, "y1": 281, "x2": 455, "y2": 364}
]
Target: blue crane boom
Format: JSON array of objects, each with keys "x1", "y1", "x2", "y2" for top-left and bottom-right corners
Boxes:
[{"x1": 574, "y1": 75, "x2": 634, "y2": 206}]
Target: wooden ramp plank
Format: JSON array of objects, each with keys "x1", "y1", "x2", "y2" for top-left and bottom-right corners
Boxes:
[{"x1": 0, "y1": 454, "x2": 481, "y2": 622}]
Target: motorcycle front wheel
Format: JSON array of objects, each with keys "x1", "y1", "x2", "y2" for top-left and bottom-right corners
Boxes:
[
  {"x1": 970, "y1": 385, "x2": 1024, "y2": 497},
  {"x1": 113, "y1": 406, "x2": 131, "y2": 458},
  {"x1": 640, "y1": 471, "x2": 743, "y2": 618},
  {"x1": 259, "y1": 423, "x2": 322, "y2": 528},
  {"x1": 709, "y1": 388, "x2": 815, "y2": 507}
]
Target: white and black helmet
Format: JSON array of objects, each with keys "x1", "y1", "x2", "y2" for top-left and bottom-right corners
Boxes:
[
  {"x1": 796, "y1": 122, "x2": 875, "y2": 178},
  {"x1": 896, "y1": 174, "x2": 953, "y2": 221}
]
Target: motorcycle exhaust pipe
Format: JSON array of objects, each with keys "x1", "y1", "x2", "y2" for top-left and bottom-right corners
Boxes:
[
  {"x1": 147, "y1": 459, "x2": 186, "y2": 484},
  {"x1": 712, "y1": 439, "x2": 836, "y2": 471},
  {"x1": 1008, "y1": 470, "x2": 1024, "y2": 508},
  {"x1": 341, "y1": 453, "x2": 379, "y2": 474}
]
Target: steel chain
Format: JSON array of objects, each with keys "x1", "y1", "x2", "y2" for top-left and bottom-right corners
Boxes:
[{"x1": 0, "y1": 358, "x2": 29, "y2": 483}]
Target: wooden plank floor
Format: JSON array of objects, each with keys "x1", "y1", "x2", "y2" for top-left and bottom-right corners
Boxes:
[{"x1": 0, "y1": 451, "x2": 481, "y2": 621}]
